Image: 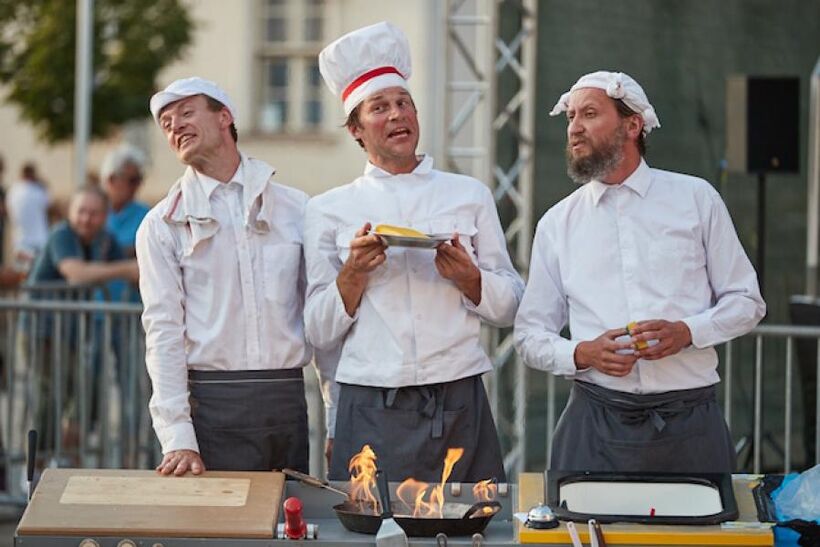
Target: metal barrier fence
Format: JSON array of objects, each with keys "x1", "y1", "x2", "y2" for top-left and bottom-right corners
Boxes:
[{"x1": 0, "y1": 286, "x2": 817, "y2": 505}]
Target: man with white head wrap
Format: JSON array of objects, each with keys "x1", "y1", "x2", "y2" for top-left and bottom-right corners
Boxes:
[
  {"x1": 306, "y1": 22, "x2": 524, "y2": 482},
  {"x1": 136, "y1": 77, "x2": 313, "y2": 475},
  {"x1": 514, "y1": 71, "x2": 766, "y2": 472}
]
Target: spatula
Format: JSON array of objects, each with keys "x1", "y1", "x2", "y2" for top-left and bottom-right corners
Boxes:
[{"x1": 375, "y1": 469, "x2": 408, "y2": 547}]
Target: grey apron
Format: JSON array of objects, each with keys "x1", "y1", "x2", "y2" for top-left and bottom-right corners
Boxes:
[
  {"x1": 550, "y1": 380, "x2": 735, "y2": 473},
  {"x1": 329, "y1": 375, "x2": 505, "y2": 483},
  {"x1": 189, "y1": 368, "x2": 308, "y2": 472}
]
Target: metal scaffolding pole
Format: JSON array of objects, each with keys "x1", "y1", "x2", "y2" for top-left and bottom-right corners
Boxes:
[
  {"x1": 74, "y1": 0, "x2": 94, "y2": 189},
  {"x1": 806, "y1": 56, "x2": 820, "y2": 297},
  {"x1": 441, "y1": 0, "x2": 537, "y2": 475}
]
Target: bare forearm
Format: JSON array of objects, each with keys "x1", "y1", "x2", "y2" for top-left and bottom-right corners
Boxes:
[
  {"x1": 59, "y1": 259, "x2": 137, "y2": 285},
  {"x1": 336, "y1": 265, "x2": 368, "y2": 317}
]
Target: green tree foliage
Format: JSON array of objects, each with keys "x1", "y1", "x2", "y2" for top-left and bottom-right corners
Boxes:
[{"x1": 0, "y1": 0, "x2": 193, "y2": 143}]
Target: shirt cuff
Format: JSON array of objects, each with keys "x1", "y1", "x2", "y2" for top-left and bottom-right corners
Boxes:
[
  {"x1": 682, "y1": 313, "x2": 713, "y2": 349},
  {"x1": 554, "y1": 338, "x2": 581, "y2": 376},
  {"x1": 157, "y1": 421, "x2": 200, "y2": 454}
]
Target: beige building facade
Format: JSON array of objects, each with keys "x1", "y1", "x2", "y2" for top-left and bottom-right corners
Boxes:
[{"x1": 0, "y1": 0, "x2": 444, "y2": 212}]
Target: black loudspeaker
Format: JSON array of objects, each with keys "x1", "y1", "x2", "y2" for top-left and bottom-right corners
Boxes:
[{"x1": 726, "y1": 76, "x2": 800, "y2": 173}]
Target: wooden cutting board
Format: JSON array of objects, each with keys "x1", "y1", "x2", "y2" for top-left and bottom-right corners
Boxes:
[
  {"x1": 17, "y1": 468, "x2": 285, "y2": 538},
  {"x1": 516, "y1": 472, "x2": 774, "y2": 545}
]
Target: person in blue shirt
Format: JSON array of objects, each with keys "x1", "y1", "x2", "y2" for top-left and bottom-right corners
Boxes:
[
  {"x1": 100, "y1": 146, "x2": 150, "y2": 302},
  {"x1": 22, "y1": 185, "x2": 139, "y2": 455},
  {"x1": 29, "y1": 185, "x2": 139, "y2": 286}
]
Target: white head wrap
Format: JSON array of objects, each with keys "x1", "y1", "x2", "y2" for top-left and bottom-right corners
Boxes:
[
  {"x1": 549, "y1": 71, "x2": 660, "y2": 135},
  {"x1": 319, "y1": 21, "x2": 412, "y2": 116}
]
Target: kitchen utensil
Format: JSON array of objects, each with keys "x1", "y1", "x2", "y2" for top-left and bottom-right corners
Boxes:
[
  {"x1": 566, "y1": 521, "x2": 583, "y2": 547},
  {"x1": 525, "y1": 503, "x2": 559, "y2": 529},
  {"x1": 590, "y1": 519, "x2": 607, "y2": 547},
  {"x1": 26, "y1": 429, "x2": 37, "y2": 501},
  {"x1": 332, "y1": 499, "x2": 501, "y2": 536},
  {"x1": 372, "y1": 232, "x2": 451, "y2": 249},
  {"x1": 547, "y1": 471, "x2": 739, "y2": 525},
  {"x1": 375, "y1": 469, "x2": 408, "y2": 547},
  {"x1": 281, "y1": 468, "x2": 349, "y2": 499},
  {"x1": 588, "y1": 519, "x2": 600, "y2": 547}
]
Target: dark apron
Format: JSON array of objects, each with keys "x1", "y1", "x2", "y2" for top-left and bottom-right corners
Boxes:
[
  {"x1": 329, "y1": 375, "x2": 505, "y2": 483},
  {"x1": 189, "y1": 368, "x2": 308, "y2": 472},
  {"x1": 550, "y1": 380, "x2": 735, "y2": 473}
]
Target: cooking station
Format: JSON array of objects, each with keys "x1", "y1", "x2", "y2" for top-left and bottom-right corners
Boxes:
[{"x1": 14, "y1": 469, "x2": 774, "y2": 546}]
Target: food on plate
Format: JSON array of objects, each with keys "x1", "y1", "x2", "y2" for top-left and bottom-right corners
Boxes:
[{"x1": 373, "y1": 224, "x2": 430, "y2": 239}]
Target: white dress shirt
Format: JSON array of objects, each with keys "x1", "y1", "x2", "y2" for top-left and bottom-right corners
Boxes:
[
  {"x1": 7, "y1": 180, "x2": 49, "y2": 255},
  {"x1": 136, "y1": 154, "x2": 312, "y2": 453},
  {"x1": 304, "y1": 155, "x2": 524, "y2": 392},
  {"x1": 514, "y1": 159, "x2": 765, "y2": 394}
]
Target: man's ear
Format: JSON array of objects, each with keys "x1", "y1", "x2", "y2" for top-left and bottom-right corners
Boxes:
[
  {"x1": 219, "y1": 108, "x2": 234, "y2": 130},
  {"x1": 626, "y1": 114, "x2": 643, "y2": 140},
  {"x1": 347, "y1": 123, "x2": 362, "y2": 140}
]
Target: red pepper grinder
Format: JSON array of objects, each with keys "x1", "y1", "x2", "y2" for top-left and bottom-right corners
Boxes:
[{"x1": 283, "y1": 497, "x2": 307, "y2": 540}]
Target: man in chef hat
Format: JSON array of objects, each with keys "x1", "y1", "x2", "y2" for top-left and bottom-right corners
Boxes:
[
  {"x1": 514, "y1": 71, "x2": 766, "y2": 472},
  {"x1": 137, "y1": 77, "x2": 315, "y2": 475},
  {"x1": 305, "y1": 22, "x2": 524, "y2": 482}
]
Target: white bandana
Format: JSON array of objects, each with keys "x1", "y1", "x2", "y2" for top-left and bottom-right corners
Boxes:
[{"x1": 549, "y1": 71, "x2": 660, "y2": 135}]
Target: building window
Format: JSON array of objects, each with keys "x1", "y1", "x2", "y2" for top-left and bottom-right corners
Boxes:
[{"x1": 257, "y1": 0, "x2": 328, "y2": 134}]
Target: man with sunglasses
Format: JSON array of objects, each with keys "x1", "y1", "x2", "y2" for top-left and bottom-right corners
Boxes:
[{"x1": 101, "y1": 145, "x2": 149, "y2": 302}]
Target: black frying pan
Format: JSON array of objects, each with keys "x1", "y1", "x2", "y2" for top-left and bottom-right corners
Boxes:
[{"x1": 333, "y1": 500, "x2": 502, "y2": 536}]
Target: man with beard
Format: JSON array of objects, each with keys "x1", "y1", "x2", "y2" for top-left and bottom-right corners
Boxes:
[
  {"x1": 514, "y1": 71, "x2": 765, "y2": 473},
  {"x1": 306, "y1": 22, "x2": 523, "y2": 482}
]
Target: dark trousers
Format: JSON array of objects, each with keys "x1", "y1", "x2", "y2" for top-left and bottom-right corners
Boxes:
[
  {"x1": 550, "y1": 381, "x2": 736, "y2": 473},
  {"x1": 189, "y1": 368, "x2": 308, "y2": 472},
  {"x1": 329, "y1": 375, "x2": 505, "y2": 483}
]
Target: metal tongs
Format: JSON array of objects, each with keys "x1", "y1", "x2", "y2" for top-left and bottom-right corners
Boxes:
[{"x1": 565, "y1": 519, "x2": 607, "y2": 547}]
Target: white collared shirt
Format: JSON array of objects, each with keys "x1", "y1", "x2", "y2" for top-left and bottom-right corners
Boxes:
[
  {"x1": 7, "y1": 180, "x2": 50, "y2": 255},
  {"x1": 514, "y1": 159, "x2": 766, "y2": 393},
  {"x1": 136, "y1": 155, "x2": 311, "y2": 453},
  {"x1": 304, "y1": 155, "x2": 524, "y2": 390}
]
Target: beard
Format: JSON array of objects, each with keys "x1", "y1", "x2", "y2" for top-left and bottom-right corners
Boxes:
[{"x1": 565, "y1": 123, "x2": 627, "y2": 184}]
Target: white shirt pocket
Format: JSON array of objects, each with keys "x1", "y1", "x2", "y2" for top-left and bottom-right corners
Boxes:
[
  {"x1": 263, "y1": 243, "x2": 302, "y2": 304},
  {"x1": 648, "y1": 237, "x2": 704, "y2": 297}
]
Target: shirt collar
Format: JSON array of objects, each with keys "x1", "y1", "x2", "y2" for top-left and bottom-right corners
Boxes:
[
  {"x1": 195, "y1": 160, "x2": 244, "y2": 198},
  {"x1": 363, "y1": 154, "x2": 434, "y2": 178},
  {"x1": 588, "y1": 158, "x2": 652, "y2": 206}
]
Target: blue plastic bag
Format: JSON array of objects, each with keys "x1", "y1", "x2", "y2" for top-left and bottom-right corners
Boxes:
[{"x1": 772, "y1": 464, "x2": 820, "y2": 546}]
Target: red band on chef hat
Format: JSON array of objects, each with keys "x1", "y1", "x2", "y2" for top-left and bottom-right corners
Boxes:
[{"x1": 342, "y1": 66, "x2": 403, "y2": 102}]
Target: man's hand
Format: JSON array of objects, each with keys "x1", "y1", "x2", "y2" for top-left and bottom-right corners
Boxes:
[
  {"x1": 156, "y1": 449, "x2": 205, "y2": 476},
  {"x1": 435, "y1": 233, "x2": 481, "y2": 305},
  {"x1": 574, "y1": 328, "x2": 639, "y2": 377},
  {"x1": 337, "y1": 223, "x2": 387, "y2": 316},
  {"x1": 630, "y1": 320, "x2": 692, "y2": 360}
]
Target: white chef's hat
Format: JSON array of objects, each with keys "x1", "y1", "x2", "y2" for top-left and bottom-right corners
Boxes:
[
  {"x1": 549, "y1": 71, "x2": 660, "y2": 135},
  {"x1": 319, "y1": 21, "x2": 412, "y2": 116},
  {"x1": 149, "y1": 76, "x2": 238, "y2": 126}
]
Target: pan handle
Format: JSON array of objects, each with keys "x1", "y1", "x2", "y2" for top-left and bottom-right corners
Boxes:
[
  {"x1": 375, "y1": 470, "x2": 393, "y2": 519},
  {"x1": 463, "y1": 501, "x2": 502, "y2": 520},
  {"x1": 281, "y1": 468, "x2": 349, "y2": 499}
]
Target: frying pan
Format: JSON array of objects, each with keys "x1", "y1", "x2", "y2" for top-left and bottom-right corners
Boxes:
[
  {"x1": 332, "y1": 499, "x2": 502, "y2": 536},
  {"x1": 283, "y1": 468, "x2": 502, "y2": 536}
]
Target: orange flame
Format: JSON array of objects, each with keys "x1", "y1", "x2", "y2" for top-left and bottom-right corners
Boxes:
[
  {"x1": 394, "y1": 447, "x2": 464, "y2": 518},
  {"x1": 472, "y1": 478, "x2": 497, "y2": 501},
  {"x1": 348, "y1": 444, "x2": 379, "y2": 513}
]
